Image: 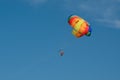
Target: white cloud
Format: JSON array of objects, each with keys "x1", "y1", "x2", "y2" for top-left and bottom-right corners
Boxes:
[
  {"x1": 96, "y1": 19, "x2": 120, "y2": 28},
  {"x1": 25, "y1": 0, "x2": 47, "y2": 6},
  {"x1": 64, "y1": 0, "x2": 120, "y2": 29}
]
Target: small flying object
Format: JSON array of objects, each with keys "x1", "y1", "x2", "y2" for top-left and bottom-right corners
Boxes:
[{"x1": 59, "y1": 49, "x2": 64, "y2": 56}]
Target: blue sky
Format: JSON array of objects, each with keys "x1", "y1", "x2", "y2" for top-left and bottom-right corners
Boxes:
[{"x1": 0, "y1": 0, "x2": 120, "y2": 80}]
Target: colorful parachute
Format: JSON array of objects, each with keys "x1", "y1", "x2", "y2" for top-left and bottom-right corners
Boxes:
[{"x1": 68, "y1": 15, "x2": 92, "y2": 38}]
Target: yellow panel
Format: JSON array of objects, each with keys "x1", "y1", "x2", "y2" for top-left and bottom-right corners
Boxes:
[
  {"x1": 72, "y1": 29, "x2": 77, "y2": 36},
  {"x1": 74, "y1": 19, "x2": 85, "y2": 31},
  {"x1": 72, "y1": 29, "x2": 83, "y2": 38}
]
